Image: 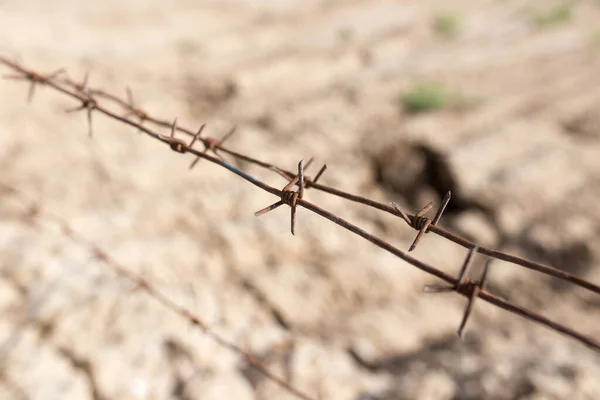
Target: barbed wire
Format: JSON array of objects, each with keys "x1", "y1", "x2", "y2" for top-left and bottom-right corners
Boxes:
[
  {"x1": 0, "y1": 183, "x2": 317, "y2": 400},
  {"x1": 2, "y1": 56, "x2": 600, "y2": 398},
  {"x1": 35, "y1": 59, "x2": 600, "y2": 298}
]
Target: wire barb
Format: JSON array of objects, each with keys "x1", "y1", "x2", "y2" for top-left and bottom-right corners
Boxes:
[
  {"x1": 3, "y1": 67, "x2": 65, "y2": 103},
  {"x1": 189, "y1": 125, "x2": 236, "y2": 169},
  {"x1": 3, "y1": 58, "x2": 600, "y2": 357},
  {"x1": 312, "y1": 164, "x2": 327, "y2": 184},
  {"x1": 72, "y1": 71, "x2": 90, "y2": 93},
  {"x1": 158, "y1": 118, "x2": 203, "y2": 154},
  {"x1": 65, "y1": 95, "x2": 97, "y2": 138},
  {"x1": 255, "y1": 160, "x2": 306, "y2": 235},
  {"x1": 423, "y1": 246, "x2": 491, "y2": 337},
  {"x1": 123, "y1": 86, "x2": 148, "y2": 129},
  {"x1": 392, "y1": 191, "x2": 452, "y2": 252}
]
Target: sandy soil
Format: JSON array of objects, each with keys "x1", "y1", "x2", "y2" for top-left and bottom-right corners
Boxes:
[{"x1": 1, "y1": 1, "x2": 600, "y2": 399}]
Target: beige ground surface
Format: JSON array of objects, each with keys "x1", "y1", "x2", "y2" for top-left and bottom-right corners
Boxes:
[{"x1": 1, "y1": 1, "x2": 600, "y2": 399}]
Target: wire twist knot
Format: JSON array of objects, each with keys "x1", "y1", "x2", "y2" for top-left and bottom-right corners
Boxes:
[
  {"x1": 391, "y1": 191, "x2": 451, "y2": 252},
  {"x1": 255, "y1": 160, "x2": 306, "y2": 235},
  {"x1": 281, "y1": 187, "x2": 300, "y2": 208},
  {"x1": 423, "y1": 246, "x2": 491, "y2": 337},
  {"x1": 159, "y1": 118, "x2": 205, "y2": 155}
]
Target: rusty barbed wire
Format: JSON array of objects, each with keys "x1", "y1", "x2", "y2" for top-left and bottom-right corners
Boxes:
[
  {"x1": 20, "y1": 58, "x2": 600, "y2": 298},
  {"x1": 0, "y1": 184, "x2": 316, "y2": 400},
  {"x1": 423, "y1": 246, "x2": 491, "y2": 337},
  {"x1": 2, "y1": 58, "x2": 600, "y2": 370},
  {"x1": 255, "y1": 159, "x2": 307, "y2": 235}
]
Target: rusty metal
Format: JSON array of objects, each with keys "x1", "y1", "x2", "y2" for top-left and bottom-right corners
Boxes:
[
  {"x1": 3, "y1": 67, "x2": 65, "y2": 103},
  {"x1": 189, "y1": 125, "x2": 235, "y2": 169},
  {"x1": 0, "y1": 185, "x2": 315, "y2": 400},
  {"x1": 124, "y1": 86, "x2": 148, "y2": 123},
  {"x1": 3, "y1": 58, "x2": 600, "y2": 386},
  {"x1": 423, "y1": 246, "x2": 491, "y2": 337},
  {"x1": 157, "y1": 118, "x2": 204, "y2": 154},
  {"x1": 391, "y1": 192, "x2": 451, "y2": 252},
  {"x1": 255, "y1": 160, "x2": 305, "y2": 235}
]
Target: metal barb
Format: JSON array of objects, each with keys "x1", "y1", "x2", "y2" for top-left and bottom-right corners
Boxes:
[
  {"x1": 79, "y1": 71, "x2": 89, "y2": 93},
  {"x1": 305, "y1": 157, "x2": 315, "y2": 171},
  {"x1": 159, "y1": 118, "x2": 203, "y2": 154},
  {"x1": 432, "y1": 191, "x2": 451, "y2": 226},
  {"x1": 123, "y1": 86, "x2": 148, "y2": 129},
  {"x1": 313, "y1": 164, "x2": 327, "y2": 184},
  {"x1": 456, "y1": 260, "x2": 490, "y2": 338},
  {"x1": 457, "y1": 245, "x2": 479, "y2": 284},
  {"x1": 4, "y1": 59, "x2": 600, "y2": 357},
  {"x1": 4, "y1": 68, "x2": 64, "y2": 103},
  {"x1": 189, "y1": 124, "x2": 205, "y2": 149},
  {"x1": 390, "y1": 202, "x2": 412, "y2": 226},
  {"x1": 171, "y1": 118, "x2": 177, "y2": 138},
  {"x1": 407, "y1": 202, "x2": 433, "y2": 252},
  {"x1": 255, "y1": 159, "x2": 305, "y2": 235},
  {"x1": 126, "y1": 86, "x2": 135, "y2": 108},
  {"x1": 65, "y1": 96, "x2": 97, "y2": 137},
  {"x1": 422, "y1": 246, "x2": 485, "y2": 337},
  {"x1": 408, "y1": 197, "x2": 449, "y2": 252},
  {"x1": 392, "y1": 195, "x2": 452, "y2": 252},
  {"x1": 422, "y1": 246, "x2": 479, "y2": 293},
  {"x1": 189, "y1": 125, "x2": 236, "y2": 170},
  {"x1": 298, "y1": 160, "x2": 305, "y2": 200}
]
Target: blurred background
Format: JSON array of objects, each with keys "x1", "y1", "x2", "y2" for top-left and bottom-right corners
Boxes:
[{"x1": 1, "y1": 0, "x2": 600, "y2": 399}]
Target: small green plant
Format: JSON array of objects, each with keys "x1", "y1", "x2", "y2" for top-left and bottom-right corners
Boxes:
[
  {"x1": 433, "y1": 13, "x2": 462, "y2": 38},
  {"x1": 533, "y1": 4, "x2": 573, "y2": 28},
  {"x1": 401, "y1": 83, "x2": 451, "y2": 114}
]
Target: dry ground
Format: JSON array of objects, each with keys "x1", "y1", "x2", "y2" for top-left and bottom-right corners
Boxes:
[{"x1": 1, "y1": 0, "x2": 600, "y2": 399}]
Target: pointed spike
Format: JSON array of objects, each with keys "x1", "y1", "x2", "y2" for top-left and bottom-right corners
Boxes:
[
  {"x1": 219, "y1": 125, "x2": 237, "y2": 145},
  {"x1": 408, "y1": 219, "x2": 431, "y2": 252},
  {"x1": 65, "y1": 104, "x2": 84, "y2": 113},
  {"x1": 254, "y1": 201, "x2": 284, "y2": 217},
  {"x1": 27, "y1": 81, "x2": 35, "y2": 103},
  {"x1": 196, "y1": 123, "x2": 206, "y2": 137},
  {"x1": 81, "y1": 71, "x2": 89, "y2": 91},
  {"x1": 269, "y1": 166, "x2": 293, "y2": 181},
  {"x1": 283, "y1": 173, "x2": 300, "y2": 192},
  {"x1": 313, "y1": 164, "x2": 327, "y2": 184},
  {"x1": 390, "y1": 202, "x2": 413, "y2": 226},
  {"x1": 423, "y1": 285, "x2": 455, "y2": 293},
  {"x1": 170, "y1": 118, "x2": 177, "y2": 138},
  {"x1": 457, "y1": 246, "x2": 479, "y2": 284},
  {"x1": 457, "y1": 287, "x2": 480, "y2": 338},
  {"x1": 304, "y1": 157, "x2": 315, "y2": 171},
  {"x1": 431, "y1": 191, "x2": 452, "y2": 226},
  {"x1": 189, "y1": 124, "x2": 205, "y2": 148},
  {"x1": 290, "y1": 203, "x2": 296, "y2": 235},
  {"x1": 189, "y1": 156, "x2": 201, "y2": 170},
  {"x1": 126, "y1": 86, "x2": 134, "y2": 107},
  {"x1": 416, "y1": 202, "x2": 433, "y2": 218},
  {"x1": 87, "y1": 108, "x2": 93, "y2": 138},
  {"x1": 298, "y1": 160, "x2": 305, "y2": 199},
  {"x1": 479, "y1": 258, "x2": 492, "y2": 289}
]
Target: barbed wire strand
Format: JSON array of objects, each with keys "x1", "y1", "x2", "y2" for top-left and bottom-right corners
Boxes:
[
  {"x1": 25, "y1": 57, "x2": 600, "y2": 297},
  {"x1": 1, "y1": 59, "x2": 599, "y2": 363},
  {"x1": 0, "y1": 184, "x2": 316, "y2": 400}
]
